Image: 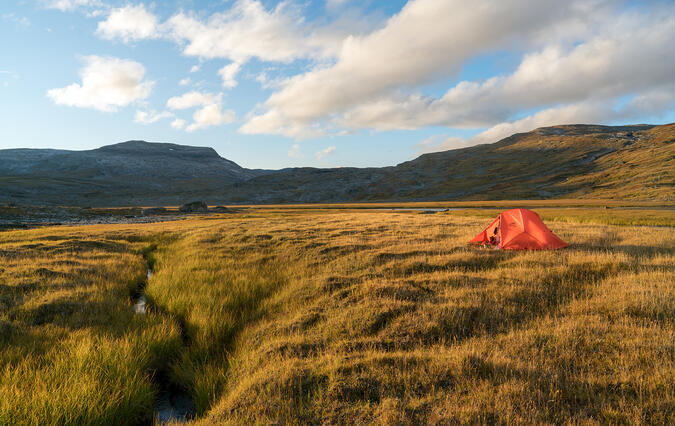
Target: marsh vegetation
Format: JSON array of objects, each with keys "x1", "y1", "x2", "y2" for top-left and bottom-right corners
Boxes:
[{"x1": 0, "y1": 207, "x2": 673, "y2": 424}]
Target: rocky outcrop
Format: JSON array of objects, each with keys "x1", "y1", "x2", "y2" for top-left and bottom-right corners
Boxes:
[
  {"x1": 211, "y1": 206, "x2": 233, "y2": 213},
  {"x1": 179, "y1": 201, "x2": 208, "y2": 213}
]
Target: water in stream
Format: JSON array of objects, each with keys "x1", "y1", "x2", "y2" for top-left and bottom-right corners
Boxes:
[
  {"x1": 133, "y1": 269, "x2": 151, "y2": 314},
  {"x1": 155, "y1": 390, "x2": 196, "y2": 423},
  {"x1": 131, "y1": 266, "x2": 196, "y2": 423},
  {"x1": 133, "y1": 295, "x2": 147, "y2": 314}
]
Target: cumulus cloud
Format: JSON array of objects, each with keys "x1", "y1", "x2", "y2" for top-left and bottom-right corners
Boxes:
[
  {"x1": 85, "y1": 0, "x2": 674, "y2": 145},
  {"x1": 425, "y1": 84, "x2": 675, "y2": 150},
  {"x1": 171, "y1": 118, "x2": 186, "y2": 130},
  {"x1": 166, "y1": 91, "x2": 221, "y2": 110},
  {"x1": 93, "y1": 0, "x2": 374, "y2": 89},
  {"x1": 186, "y1": 104, "x2": 236, "y2": 132},
  {"x1": 240, "y1": 0, "x2": 675, "y2": 141},
  {"x1": 166, "y1": 90, "x2": 234, "y2": 131},
  {"x1": 218, "y1": 61, "x2": 243, "y2": 88},
  {"x1": 243, "y1": 0, "x2": 603, "y2": 136},
  {"x1": 340, "y1": 10, "x2": 675, "y2": 133},
  {"x1": 470, "y1": 87, "x2": 675, "y2": 146},
  {"x1": 134, "y1": 109, "x2": 173, "y2": 124},
  {"x1": 47, "y1": 55, "x2": 153, "y2": 112},
  {"x1": 164, "y1": 0, "x2": 339, "y2": 63},
  {"x1": 179, "y1": 77, "x2": 191, "y2": 86},
  {"x1": 240, "y1": 108, "x2": 325, "y2": 139},
  {"x1": 315, "y1": 146, "x2": 336, "y2": 160},
  {"x1": 93, "y1": 0, "x2": 337, "y2": 62},
  {"x1": 96, "y1": 4, "x2": 160, "y2": 42}
]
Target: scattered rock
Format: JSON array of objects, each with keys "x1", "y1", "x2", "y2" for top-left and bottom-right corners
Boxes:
[{"x1": 179, "y1": 201, "x2": 208, "y2": 213}]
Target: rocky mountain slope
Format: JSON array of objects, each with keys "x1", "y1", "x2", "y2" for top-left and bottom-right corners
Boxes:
[
  {"x1": 0, "y1": 141, "x2": 266, "y2": 206},
  {"x1": 219, "y1": 123, "x2": 674, "y2": 203},
  {"x1": 1, "y1": 124, "x2": 672, "y2": 206}
]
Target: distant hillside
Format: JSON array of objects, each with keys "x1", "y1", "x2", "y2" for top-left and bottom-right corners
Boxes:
[
  {"x1": 220, "y1": 123, "x2": 674, "y2": 203},
  {"x1": 0, "y1": 141, "x2": 266, "y2": 206},
  {"x1": 1, "y1": 124, "x2": 672, "y2": 206}
]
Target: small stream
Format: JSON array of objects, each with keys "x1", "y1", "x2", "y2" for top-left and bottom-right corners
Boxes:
[
  {"x1": 132, "y1": 263, "x2": 196, "y2": 424},
  {"x1": 132, "y1": 269, "x2": 152, "y2": 314}
]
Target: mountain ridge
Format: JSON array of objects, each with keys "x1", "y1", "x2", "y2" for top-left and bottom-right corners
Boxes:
[{"x1": 1, "y1": 123, "x2": 672, "y2": 206}]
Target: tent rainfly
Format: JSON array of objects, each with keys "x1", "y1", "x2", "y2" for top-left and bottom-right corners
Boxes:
[{"x1": 469, "y1": 208, "x2": 568, "y2": 250}]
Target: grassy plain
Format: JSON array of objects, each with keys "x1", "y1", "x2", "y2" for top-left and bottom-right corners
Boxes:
[{"x1": 0, "y1": 206, "x2": 673, "y2": 424}]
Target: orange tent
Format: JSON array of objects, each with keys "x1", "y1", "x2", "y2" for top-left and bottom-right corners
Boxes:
[{"x1": 469, "y1": 208, "x2": 568, "y2": 250}]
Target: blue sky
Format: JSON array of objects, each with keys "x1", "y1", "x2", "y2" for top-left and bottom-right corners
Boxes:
[{"x1": 1, "y1": 0, "x2": 674, "y2": 169}]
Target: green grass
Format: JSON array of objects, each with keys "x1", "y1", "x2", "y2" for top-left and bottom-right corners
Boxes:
[{"x1": 1, "y1": 207, "x2": 673, "y2": 424}]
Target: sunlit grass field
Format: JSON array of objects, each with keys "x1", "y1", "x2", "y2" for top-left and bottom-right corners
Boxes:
[{"x1": 1, "y1": 207, "x2": 673, "y2": 424}]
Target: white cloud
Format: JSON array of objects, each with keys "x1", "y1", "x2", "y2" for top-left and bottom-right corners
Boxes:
[
  {"x1": 166, "y1": 91, "x2": 234, "y2": 131},
  {"x1": 342, "y1": 11, "x2": 675, "y2": 133},
  {"x1": 240, "y1": 108, "x2": 324, "y2": 139},
  {"x1": 242, "y1": 1, "x2": 675, "y2": 140},
  {"x1": 95, "y1": 0, "x2": 356, "y2": 63},
  {"x1": 96, "y1": 4, "x2": 160, "y2": 43},
  {"x1": 166, "y1": 91, "x2": 221, "y2": 110},
  {"x1": 422, "y1": 85, "x2": 675, "y2": 150},
  {"x1": 134, "y1": 109, "x2": 173, "y2": 124},
  {"x1": 179, "y1": 77, "x2": 191, "y2": 86},
  {"x1": 253, "y1": 69, "x2": 286, "y2": 89},
  {"x1": 47, "y1": 56, "x2": 153, "y2": 112},
  {"x1": 45, "y1": 0, "x2": 102, "y2": 12},
  {"x1": 83, "y1": 0, "x2": 673, "y2": 144},
  {"x1": 218, "y1": 61, "x2": 243, "y2": 88},
  {"x1": 243, "y1": 0, "x2": 599, "y2": 136},
  {"x1": 165, "y1": 0, "x2": 337, "y2": 63},
  {"x1": 315, "y1": 146, "x2": 336, "y2": 160},
  {"x1": 186, "y1": 104, "x2": 236, "y2": 132},
  {"x1": 469, "y1": 87, "x2": 675, "y2": 146},
  {"x1": 171, "y1": 118, "x2": 186, "y2": 130},
  {"x1": 288, "y1": 143, "x2": 302, "y2": 158}
]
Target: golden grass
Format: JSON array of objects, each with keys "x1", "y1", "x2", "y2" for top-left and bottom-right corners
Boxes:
[
  {"x1": 1, "y1": 208, "x2": 673, "y2": 424},
  {"x1": 0, "y1": 224, "x2": 183, "y2": 424}
]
